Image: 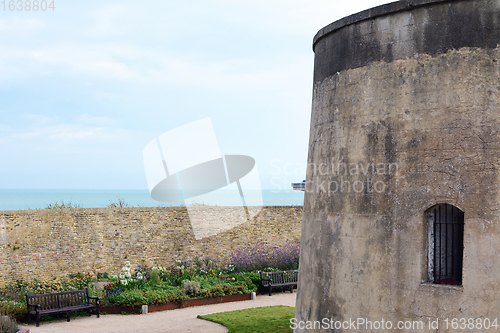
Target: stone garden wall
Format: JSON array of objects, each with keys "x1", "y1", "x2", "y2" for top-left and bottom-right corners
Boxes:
[{"x1": 0, "y1": 206, "x2": 302, "y2": 287}]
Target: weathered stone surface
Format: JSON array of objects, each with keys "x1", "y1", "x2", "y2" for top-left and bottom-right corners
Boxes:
[
  {"x1": 312, "y1": 0, "x2": 500, "y2": 83},
  {"x1": 296, "y1": 0, "x2": 500, "y2": 332},
  {"x1": 0, "y1": 206, "x2": 302, "y2": 287}
]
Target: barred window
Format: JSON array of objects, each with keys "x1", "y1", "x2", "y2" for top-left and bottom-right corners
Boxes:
[{"x1": 426, "y1": 203, "x2": 464, "y2": 285}]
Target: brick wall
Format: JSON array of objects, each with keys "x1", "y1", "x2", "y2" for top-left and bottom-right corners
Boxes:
[{"x1": 0, "y1": 206, "x2": 302, "y2": 287}]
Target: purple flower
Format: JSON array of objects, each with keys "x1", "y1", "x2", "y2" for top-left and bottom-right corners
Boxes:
[{"x1": 229, "y1": 240, "x2": 300, "y2": 272}]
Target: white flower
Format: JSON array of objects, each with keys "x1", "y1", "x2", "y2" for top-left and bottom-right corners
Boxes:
[
  {"x1": 121, "y1": 279, "x2": 128, "y2": 286},
  {"x1": 125, "y1": 272, "x2": 131, "y2": 278}
]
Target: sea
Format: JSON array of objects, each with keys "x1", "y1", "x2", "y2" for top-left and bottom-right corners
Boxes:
[{"x1": 0, "y1": 189, "x2": 304, "y2": 211}]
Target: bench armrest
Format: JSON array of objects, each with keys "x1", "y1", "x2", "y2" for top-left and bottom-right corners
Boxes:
[
  {"x1": 260, "y1": 278, "x2": 271, "y2": 287},
  {"x1": 88, "y1": 296, "x2": 100, "y2": 304},
  {"x1": 26, "y1": 302, "x2": 40, "y2": 311}
]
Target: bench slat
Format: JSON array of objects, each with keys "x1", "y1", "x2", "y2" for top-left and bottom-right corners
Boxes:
[{"x1": 29, "y1": 304, "x2": 95, "y2": 315}]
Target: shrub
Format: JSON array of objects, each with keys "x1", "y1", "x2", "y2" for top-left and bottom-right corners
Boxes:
[
  {"x1": 245, "y1": 272, "x2": 262, "y2": 288},
  {"x1": 106, "y1": 287, "x2": 189, "y2": 306},
  {"x1": 230, "y1": 274, "x2": 257, "y2": 292},
  {"x1": 182, "y1": 280, "x2": 200, "y2": 297},
  {"x1": 195, "y1": 276, "x2": 221, "y2": 289},
  {"x1": 104, "y1": 287, "x2": 124, "y2": 306},
  {"x1": 67, "y1": 272, "x2": 94, "y2": 290},
  {"x1": 103, "y1": 283, "x2": 116, "y2": 291},
  {"x1": 0, "y1": 301, "x2": 26, "y2": 319},
  {"x1": 193, "y1": 257, "x2": 220, "y2": 277},
  {"x1": 110, "y1": 290, "x2": 148, "y2": 307},
  {"x1": 151, "y1": 266, "x2": 168, "y2": 280},
  {"x1": 108, "y1": 197, "x2": 128, "y2": 208},
  {"x1": 168, "y1": 260, "x2": 196, "y2": 284},
  {"x1": 149, "y1": 269, "x2": 161, "y2": 285},
  {"x1": 6, "y1": 274, "x2": 93, "y2": 301},
  {"x1": 0, "y1": 313, "x2": 18, "y2": 333},
  {"x1": 0, "y1": 286, "x2": 23, "y2": 304},
  {"x1": 145, "y1": 287, "x2": 188, "y2": 304},
  {"x1": 229, "y1": 240, "x2": 300, "y2": 272},
  {"x1": 200, "y1": 284, "x2": 246, "y2": 298},
  {"x1": 44, "y1": 201, "x2": 82, "y2": 209}
]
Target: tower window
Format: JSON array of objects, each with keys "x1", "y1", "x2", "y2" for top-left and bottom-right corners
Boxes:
[{"x1": 426, "y1": 203, "x2": 464, "y2": 285}]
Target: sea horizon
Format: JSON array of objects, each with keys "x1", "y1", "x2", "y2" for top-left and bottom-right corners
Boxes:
[{"x1": 0, "y1": 189, "x2": 304, "y2": 211}]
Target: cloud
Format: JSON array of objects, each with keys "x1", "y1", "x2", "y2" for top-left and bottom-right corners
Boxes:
[
  {"x1": 10, "y1": 132, "x2": 39, "y2": 139},
  {"x1": 1, "y1": 115, "x2": 125, "y2": 144},
  {"x1": 5, "y1": 124, "x2": 104, "y2": 143},
  {"x1": 22, "y1": 114, "x2": 57, "y2": 124},
  {"x1": 0, "y1": 0, "x2": 393, "y2": 91},
  {"x1": 76, "y1": 114, "x2": 115, "y2": 125},
  {"x1": 47, "y1": 125, "x2": 106, "y2": 142},
  {"x1": 0, "y1": 45, "x2": 137, "y2": 84},
  {"x1": 86, "y1": 4, "x2": 132, "y2": 38},
  {"x1": 0, "y1": 42, "x2": 311, "y2": 94},
  {"x1": 0, "y1": 17, "x2": 47, "y2": 34},
  {"x1": 0, "y1": 1, "x2": 329, "y2": 91},
  {"x1": 0, "y1": 0, "x2": 395, "y2": 190}
]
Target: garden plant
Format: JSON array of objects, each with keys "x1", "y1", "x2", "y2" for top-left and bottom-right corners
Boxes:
[{"x1": 0, "y1": 240, "x2": 299, "y2": 324}]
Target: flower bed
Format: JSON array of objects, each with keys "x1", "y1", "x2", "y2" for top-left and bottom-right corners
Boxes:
[
  {"x1": 0, "y1": 240, "x2": 300, "y2": 323},
  {"x1": 101, "y1": 293, "x2": 252, "y2": 314}
]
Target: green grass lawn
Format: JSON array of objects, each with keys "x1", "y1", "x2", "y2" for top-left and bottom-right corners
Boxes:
[{"x1": 198, "y1": 305, "x2": 295, "y2": 333}]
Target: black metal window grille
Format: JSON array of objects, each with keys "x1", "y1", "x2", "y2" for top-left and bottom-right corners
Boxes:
[{"x1": 427, "y1": 203, "x2": 464, "y2": 286}]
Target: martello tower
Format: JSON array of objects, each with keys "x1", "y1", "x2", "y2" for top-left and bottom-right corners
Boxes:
[{"x1": 296, "y1": 0, "x2": 500, "y2": 332}]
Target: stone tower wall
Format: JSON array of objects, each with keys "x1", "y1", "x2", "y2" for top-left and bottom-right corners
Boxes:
[{"x1": 296, "y1": 1, "x2": 500, "y2": 332}]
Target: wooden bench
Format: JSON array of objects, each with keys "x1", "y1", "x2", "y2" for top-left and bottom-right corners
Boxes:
[
  {"x1": 26, "y1": 288, "x2": 100, "y2": 327},
  {"x1": 260, "y1": 270, "x2": 298, "y2": 296}
]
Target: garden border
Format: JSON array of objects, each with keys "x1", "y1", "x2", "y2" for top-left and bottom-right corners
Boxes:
[{"x1": 100, "y1": 293, "x2": 252, "y2": 314}]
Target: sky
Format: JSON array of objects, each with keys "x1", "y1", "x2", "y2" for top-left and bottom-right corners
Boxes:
[{"x1": 0, "y1": 0, "x2": 393, "y2": 190}]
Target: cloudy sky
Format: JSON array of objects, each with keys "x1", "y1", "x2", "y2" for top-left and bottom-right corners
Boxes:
[{"x1": 0, "y1": 0, "x2": 392, "y2": 190}]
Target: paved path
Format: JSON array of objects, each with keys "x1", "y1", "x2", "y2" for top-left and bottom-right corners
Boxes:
[{"x1": 26, "y1": 293, "x2": 296, "y2": 333}]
